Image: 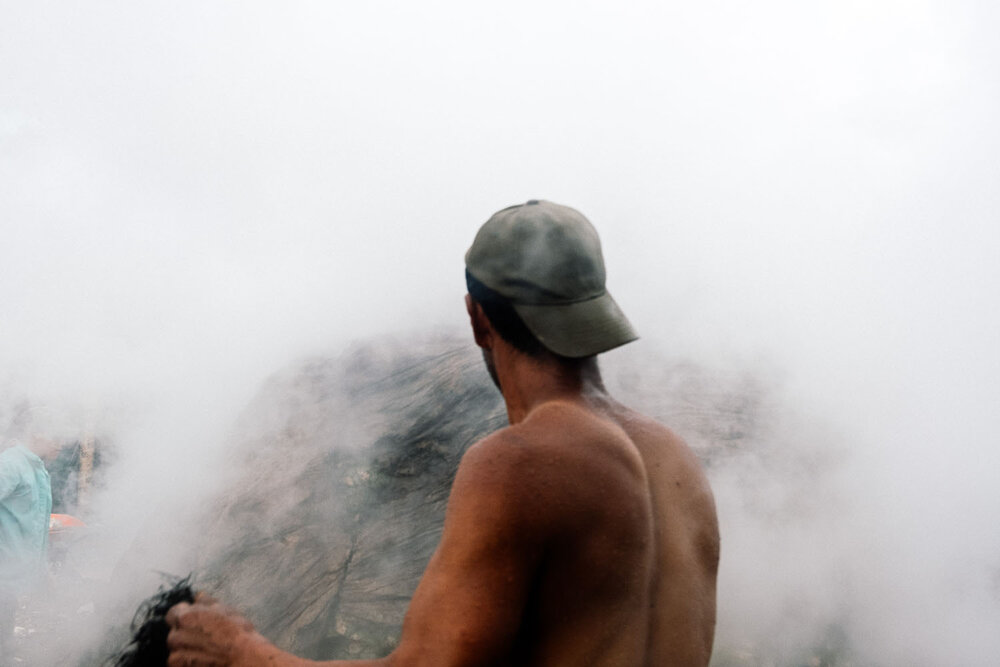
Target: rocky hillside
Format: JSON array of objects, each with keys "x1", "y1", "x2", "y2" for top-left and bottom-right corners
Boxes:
[{"x1": 184, "y1": 333, "x2": 761, "y2": 661}]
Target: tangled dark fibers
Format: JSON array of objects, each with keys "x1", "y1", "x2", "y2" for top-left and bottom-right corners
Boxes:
[{"x1": 109, "y1": 574, "x2": 195, "y2": 667}]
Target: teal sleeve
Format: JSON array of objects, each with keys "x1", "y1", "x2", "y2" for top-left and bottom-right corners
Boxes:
[{"x1": 0, "y1": 457, "x2": 20, "y2": 500}]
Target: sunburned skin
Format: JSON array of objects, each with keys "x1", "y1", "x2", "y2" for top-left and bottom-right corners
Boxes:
[{"x1": 166, "y1": 299, "x2": 720, "y2": 667}]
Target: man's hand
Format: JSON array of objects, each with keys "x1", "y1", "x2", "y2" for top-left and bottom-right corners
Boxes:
[{"x1": 166, "y1": 592, "x2": 299, "y2": 667}]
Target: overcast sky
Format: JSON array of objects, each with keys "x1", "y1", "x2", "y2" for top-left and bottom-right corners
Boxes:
[{"x1": 2, "y1": 1, "x2": 999, "y2": 664}]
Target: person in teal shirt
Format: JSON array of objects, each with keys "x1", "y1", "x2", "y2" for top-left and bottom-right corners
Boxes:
[{"x1": 0, "y1": 409, "x2": 54, "y2": 660}]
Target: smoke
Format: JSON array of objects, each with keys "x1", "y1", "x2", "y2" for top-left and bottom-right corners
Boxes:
[{"x1": 1, "y1": 0, "x2": 998, "y2": 664}]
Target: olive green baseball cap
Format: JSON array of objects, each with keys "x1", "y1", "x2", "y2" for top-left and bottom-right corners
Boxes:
[{"x1": 465, "y1": 200, "x2": 638, "y2": 358}]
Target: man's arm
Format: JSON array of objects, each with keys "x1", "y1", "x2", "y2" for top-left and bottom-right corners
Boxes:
[
  {"x1": 168, "y1": 431, "x2": 544, "y2": 667},
  {"x1": 384, "y1": 431, "x2": 543, "y2": 665}
]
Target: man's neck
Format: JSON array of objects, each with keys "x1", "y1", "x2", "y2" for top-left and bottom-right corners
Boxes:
[{"x1": 493, "y1": 345, "x2": 606, "y2": 424}]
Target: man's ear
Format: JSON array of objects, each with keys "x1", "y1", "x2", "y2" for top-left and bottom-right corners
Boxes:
[{"x1": 465, "y1": 294, "x2": 493, "y2": 350}]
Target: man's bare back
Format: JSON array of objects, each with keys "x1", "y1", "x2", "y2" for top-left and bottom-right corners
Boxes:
[{"x1": 466, "y1": 397, "x2": 719, "y2": 666}]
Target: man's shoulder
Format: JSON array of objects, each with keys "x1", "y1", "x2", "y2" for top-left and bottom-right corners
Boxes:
[
  {"x1": 455, "y1": 420, "x2": 579, "y2": 499},
  {"x1": 457, "y1": 427, "x2": 533, "y2": 483},
  {"x1": 459, "y1": 402, "x2": 639, "y2": 498},
  {"x1": 443, "y1": 428, "x2": 561, "y2": 541},
  {"x1": 462, "y1": 405, "x2": 589, "y2": 469}
]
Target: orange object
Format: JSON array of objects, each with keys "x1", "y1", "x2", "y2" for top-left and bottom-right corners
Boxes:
[{"x1": 49, "y1": 513, "x2": 86, "y2": 532}]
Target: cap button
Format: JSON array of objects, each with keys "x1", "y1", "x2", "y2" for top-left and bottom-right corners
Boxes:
[{"x1": 525, "y1": 199, "x2": 540, "y2": 205}]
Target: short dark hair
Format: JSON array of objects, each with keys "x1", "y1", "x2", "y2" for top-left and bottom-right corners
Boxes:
[{"x1": 465, "y1": 270, "x2": 546, "y2": 357}]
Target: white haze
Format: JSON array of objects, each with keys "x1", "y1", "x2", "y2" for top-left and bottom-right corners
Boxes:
[{"x1": 1, "y1": 1, "x2": 999, "y2": 664}]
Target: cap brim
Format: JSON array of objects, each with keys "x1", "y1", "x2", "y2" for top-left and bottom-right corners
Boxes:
[{"x1": 513, "y1": 291, "x2": 638, "y2": 358}]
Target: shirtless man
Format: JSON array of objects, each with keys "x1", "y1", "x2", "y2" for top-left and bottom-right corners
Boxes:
[{"x1": 167, "y1": 200, "x2": 720, "y2": 666}]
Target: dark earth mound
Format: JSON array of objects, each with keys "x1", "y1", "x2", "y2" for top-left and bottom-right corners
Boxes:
[{"x1": 183, "y1": 335, "x2": 757, "y2": 660}]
